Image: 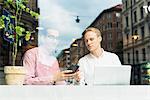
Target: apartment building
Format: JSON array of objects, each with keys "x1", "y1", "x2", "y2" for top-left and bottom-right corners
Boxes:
[
  {"x1": 122, "y1": 0, "x2": 150, "y2": 84},
  {"x1": 122, "y1": 0, "x2": 150, "y2": 65}
]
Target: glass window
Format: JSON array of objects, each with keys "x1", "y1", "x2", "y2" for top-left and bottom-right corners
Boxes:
[
  {"x1": 127, "y1": 52, "x2": 130, "y2": 63},
  {"x1": 133, "y1": 0, "x2": 136, "y2": 4},
  {"x1": 125, "y1": 1, "x2": 128, "y2": 9},
  {"x1": 126, "y1": 16, "x2": 129, "y2": 27},
  {"x1": 140, "y1": 6, "x2": 144, "y2": 19},
  {"x1": 117, "y1": 22, "x2": 119, "y2": 28},
  {"x1": 141, "y1": 26, "x2": 145, "y2": 39},
  {"x1": 133, "y1": 11, "x2": 137, "y2": 23},
  {"x1": 110, "y1": 23, "x2": 112, "y2": 28},
  {"x1": 108, "y1": 33, "x2": 112, "y2": 40},
  {"x1": 126, "y1": 33, "x2": 129, "y2": 42},
  {"x1": 134, "y1": 30, "x2": 137, "y2": 35},
  {"x1": 148, "y1": 2, "x2": 150, "y2": 13},
  {"x1": 135, "y1": 50, "x2": 139, "y2": 63},
  {"x1": 116, "y1": 13, "x2": 120, "y2": 17},
  {"x1": 142, "y1": 48, "x2": 146, "y2": 61}
]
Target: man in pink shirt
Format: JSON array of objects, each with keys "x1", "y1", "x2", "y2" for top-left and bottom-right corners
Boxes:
[{"x1": 23, "y1": 29, "x2": 77, "y2": 85}]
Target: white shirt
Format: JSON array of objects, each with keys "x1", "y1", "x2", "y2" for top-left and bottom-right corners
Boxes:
[{"x1": 78, "y1": 49, "x2": 121, "y2": 85}]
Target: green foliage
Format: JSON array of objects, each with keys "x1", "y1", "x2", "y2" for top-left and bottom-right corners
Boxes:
[
  {"x1": 25, "y1": 31, "x2": 31, "y2": 41},
  {"x1": 15, "y1": 26, "x2": 25, "y2": 37},
  {"x1": 0, "y1": 0, "x2": 39, "y2": 65},
  {"x1": 0, "y1": 17, "x2": 5, "y2": 29}
]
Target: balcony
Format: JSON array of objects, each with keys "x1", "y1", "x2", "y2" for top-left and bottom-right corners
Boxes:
[{"x1": 124, "y1": 36, "x2": 150, "y2": 50}]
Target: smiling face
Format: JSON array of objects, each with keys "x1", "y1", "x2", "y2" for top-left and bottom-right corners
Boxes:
[{"x1": 83, "y1": 28, "x2": 102, "y2": 53}]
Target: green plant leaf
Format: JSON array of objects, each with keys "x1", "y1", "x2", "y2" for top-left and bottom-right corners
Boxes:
[
  {"x1": 10, "y1": 15, "x2": 16, "y2": 19},
  {"x1": 30, "y1": 11, "x2": 34, "y2": 16},
  {"x1": 2, "y1": 15, "x2": 6, "y2": 19},
  {"x1": 6, "y1": 17, "x2": 10, "y2": 21},
  {"x1": 8, "y1": 35, "x2": 14, "y2": 39},
  {"x1": 19, "y1": 4, "x2": 26, "y2": 9},
  {"x1": 15, "y1": 26, "x2": 25, "y2": 36},
  {"x1": 0, "y1": 17, "x2": 5, "y2": 29},
  {"x1": 7, "y1": 0, "x2": 13, "y2": 3},
  {"x1": 25, "y1": 31, "x2": 31, "y2": 41},
  {"x1": 26, "y1": 8, "x2": 30, "y2": 13}
]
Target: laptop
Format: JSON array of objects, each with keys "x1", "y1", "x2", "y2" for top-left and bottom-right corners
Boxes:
[{"x1": 93, "y1": 65, "x2": 131, "y2": 85}]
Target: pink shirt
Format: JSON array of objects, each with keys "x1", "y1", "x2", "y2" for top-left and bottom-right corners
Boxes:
[{"x1": 23, "y1": 47, "x2": 65, "y2": 85}]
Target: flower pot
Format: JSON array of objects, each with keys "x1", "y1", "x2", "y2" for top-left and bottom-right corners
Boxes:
[{"x1": 4, "y1": 66, "x2": 26, "y2": 85}]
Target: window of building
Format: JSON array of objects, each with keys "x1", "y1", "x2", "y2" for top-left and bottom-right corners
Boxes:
[
  {"x1": 127, "y1": 52, "x2": 130, "y2": 63},
  {"x1": 148, "y1": 1, "x2": 150, "y2": 6},
  {"x1": 67, "y1": 62, "x2": 70, "y2": 65},
  {"x1": 107, "y1": 23, "x2": 110, "y2": 29},
  {"x1": 148, "y1": 46, "x2": 150, "y2": 60},
  {"x1": 103, "y1": 25, "x2": 105, "y2": 30},
  {"x1": 149, "y1": 24, "x2": 150, "y2": 34},
  {"x1": 142, "y1": 48, "x2": 146, "y2": 61},
  {"x1": 108, "y1": 33, "x2": 112, "y2": 40},
  {"x1": 141, "y1": 26, "x2": 145, "y2": 39},
  {"x1": 108, "y1": 13, "x2": 112, "y2": 20},
  {"x1": 125, "y1": 1, "x2": 128, "y2": 9},
  {"x1": 125, "y1": 16, "x2": 129, "y2": 27},
  {"x1": 117, "y1": 22, "x2": 119, "y2": 28},
  {"x1": 67, "y1": 57, "x2": 70, "y2": 60},
  {"x1": 108, "y1": 42, "x2": 112, "y2": 49},
  {"x1": 116, "y1": 13, "x2": 120, "y2": 17},
  {"x1": 126, "y1": 33, "x2": 129, "y2": 43},
  {"x1": 134, "y1": 29, "x2": 137, "y2": 35},
  {"x1": 117, "y1": 32, "x2": 121, "y2": 39},
  {"x1": 135, "y1": 50, "x2": 139, "y2": 63},
  {"x1": 105, "y1": 25, "x2": 107, "y2": 30},
  {"x1": 140, "y1": 6, "x2": 144, "y2": 19},
  {"x1": 133, "y1": 0, "x2": 136, "y2": 4},
  {"x1": 133, "y1": 11, "x2": 137, "y2": 23},
  {"x1": 148, "y1": 2, "x2": 150, "y2": 13},
  {"x1": 110, "y1": 23, "x2": 112, "y2": 28}
]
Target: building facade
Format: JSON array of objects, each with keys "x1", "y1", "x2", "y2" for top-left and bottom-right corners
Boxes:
[
  {"x1": 57, "y1": 38, "x2": 88, "y2": 69},
  {"x1": 57, "y1": 48, "x2": 71, "y2": 70},
  {"x1": 122, "y1": 0, "x2": 150, "y2": 84},
  {"x1": 122, "y1": 0, "x2": 150, "y2": 65}
]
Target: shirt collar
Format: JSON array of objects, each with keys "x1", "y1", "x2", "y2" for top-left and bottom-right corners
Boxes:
[{"x1": 89, "y1": 48, "x2": 104, "y2": 59}]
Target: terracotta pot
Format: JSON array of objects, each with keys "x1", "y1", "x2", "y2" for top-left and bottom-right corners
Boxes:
[{"x1": 4, "y1": 66, "x2": 26, "y2": 85}]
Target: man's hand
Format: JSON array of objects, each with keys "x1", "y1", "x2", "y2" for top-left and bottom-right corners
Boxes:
[
  {"x1": 74, "y1": 70, "x2": 81, "y2": 82},
  {"x1": 53, "y1": 70, "x2": 77, "y2": 82}
]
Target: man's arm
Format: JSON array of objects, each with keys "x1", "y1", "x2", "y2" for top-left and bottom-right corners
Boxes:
[{"x1": 77, "y1": 59, "x2": 87, "y2": 85}]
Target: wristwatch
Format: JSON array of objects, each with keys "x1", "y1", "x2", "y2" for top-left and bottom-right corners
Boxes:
[{"x1": 52, "y1": 80, "x2": 56, "y2": 85}]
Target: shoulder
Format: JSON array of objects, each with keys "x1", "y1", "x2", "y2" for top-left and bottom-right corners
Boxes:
[
  {"x1": 26, "y1": 47, "x2": 37, "y2": 53},
  {"x1": 78, "y1": 54, "x2": 90, "y2": 63},
  {"x1": 24, "y1": 47, "x2": 38, "y2": 57},
  {"x1": 103, "y1": 51, "x2": 121, "y2": 65},
  {"x1": 103, "y1": 51, "x2": 118, "y2": 58}
]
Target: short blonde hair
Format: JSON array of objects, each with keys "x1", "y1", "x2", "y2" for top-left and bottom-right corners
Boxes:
[{"x1": 83, "y1": 27, "x2": 101, "y2": 37}]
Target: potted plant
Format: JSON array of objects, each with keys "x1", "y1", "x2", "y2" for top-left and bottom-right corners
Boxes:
[{"x1": 0, "y1": 0, "x2": 39, "y2": 85}]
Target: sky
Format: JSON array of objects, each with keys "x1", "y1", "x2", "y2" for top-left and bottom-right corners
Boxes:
[{"x1": 38, "y1": 0, "x2": 122, "y2": 56}]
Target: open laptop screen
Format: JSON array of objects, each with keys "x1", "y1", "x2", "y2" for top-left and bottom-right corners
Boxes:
[{"x1": 93, "y1": 65, "x2": 131, "y2": 85}]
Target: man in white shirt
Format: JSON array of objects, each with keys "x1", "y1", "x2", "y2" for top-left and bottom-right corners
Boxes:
[{"x1": 78, "y1": 27, "x2": 121, "y2": 85}]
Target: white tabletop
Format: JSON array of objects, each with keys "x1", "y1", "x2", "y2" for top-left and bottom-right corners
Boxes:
[{"x1": 0, "y1": 85, "x2": 149, "y2": 100}]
